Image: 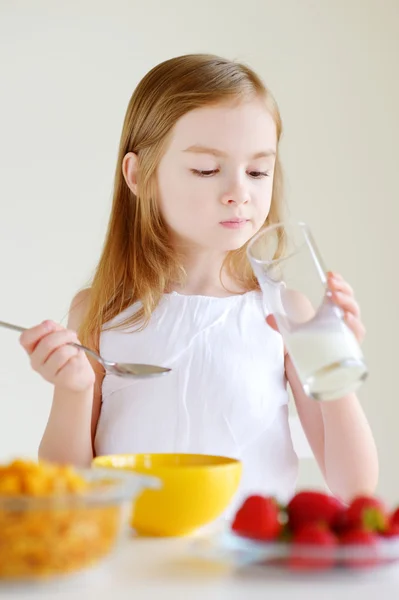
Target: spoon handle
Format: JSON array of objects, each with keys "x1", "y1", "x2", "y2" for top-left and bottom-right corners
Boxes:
[
  {"x1": 0, "y1": 320, "x2": 104, "y2": 364},
  {"x1": 0, "y1": 320, "x2": 26, "y2": 334},
  {"x1": 0, "y1": 319, "x2": 170, "y2": 378}
]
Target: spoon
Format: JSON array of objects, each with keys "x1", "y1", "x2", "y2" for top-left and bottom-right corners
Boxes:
[{"x1": 0, "y1": 320, "x2": 171, "y2": 379}]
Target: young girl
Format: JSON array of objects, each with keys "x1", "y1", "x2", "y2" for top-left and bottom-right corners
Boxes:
[{"x1": 20, "y1": 54, "x2": 378, "y2": 504}]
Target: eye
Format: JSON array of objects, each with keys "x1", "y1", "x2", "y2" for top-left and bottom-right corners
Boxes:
[
  {"x1": 191, "y1": 169, "x2": 219, "y2": 177},
  {"x1": 248, "y1": 171, "x2": 270, "y2": 179}
]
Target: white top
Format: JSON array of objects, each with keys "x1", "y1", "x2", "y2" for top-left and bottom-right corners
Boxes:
[{"x1": 94, "y1": 290, "x2": 299, "y2": 508}]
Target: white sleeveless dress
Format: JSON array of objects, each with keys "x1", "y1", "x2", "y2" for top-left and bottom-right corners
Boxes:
[{"x1": 94, "y1": 290, "x2": 299, "y2": 509}]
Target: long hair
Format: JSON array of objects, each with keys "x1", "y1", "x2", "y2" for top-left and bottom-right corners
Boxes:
[{"x1": 78, "y1": 54, "x2": 286, "y2": 348}]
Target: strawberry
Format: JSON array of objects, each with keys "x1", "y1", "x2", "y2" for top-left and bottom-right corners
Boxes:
[
  {"x1": 331, "y1": 507, "x2": 351, "y2": 535},
  {"x1": 287, "y1": 491, "x2": 344, "y2": 532},
  {"x1": 289, "y1": 523, "x2": 337, "y2": 571},
  {"x1": 382, "y1": 523, "x2": 399, "y2": 538},
  {"x1": 345, "y1": 496, "x2": 388, "y2": 533},
  {"x1": 231, "y1": 495, "x2": 282, "y2": 541},
  {"x1": 340, "y1": 528, "x2": 379, "y2": 568},
  {"x1": 390, "y1": 507, "x2": 399, "y2": 528}
]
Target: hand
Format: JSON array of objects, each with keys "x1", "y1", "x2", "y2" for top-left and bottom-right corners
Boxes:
[
  {"x1": 327, "y1": 271, "x2": 366, "y2": 344},
  {"x1": 19, "y1": 320, "x2": 96, "y2": 393},
  {"x1": 265, "y1": 272, "x2": 366, "y2": 345}
]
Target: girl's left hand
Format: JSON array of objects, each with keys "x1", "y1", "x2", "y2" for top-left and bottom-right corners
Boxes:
[{"x1": 327, "y1": 271, "x2": 366, "y2": 344}]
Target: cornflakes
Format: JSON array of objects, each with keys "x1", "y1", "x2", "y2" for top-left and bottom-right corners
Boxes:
[{"x1": 0, "y1": 459, "x2": 121, "y2": 579}]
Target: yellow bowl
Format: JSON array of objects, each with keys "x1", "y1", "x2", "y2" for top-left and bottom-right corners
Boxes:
[{"x1": 92, "y1": 453, "x2": 242, "y2": 537}]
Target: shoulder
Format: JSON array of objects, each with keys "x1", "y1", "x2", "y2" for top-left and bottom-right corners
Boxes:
[
  {"x1": 67, "y1": 288, "x2": 91, "y2": 331},
  {"x1": 281, "y1": 288, "x2": 315, "y2": 321},
  {"x1": 281, "y1": 289, "x2": 316, "y2": 360}
]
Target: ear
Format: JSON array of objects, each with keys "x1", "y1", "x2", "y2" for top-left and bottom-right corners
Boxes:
[{"x1": 122, "y1": 152, "x2": 139, "y2": 195}]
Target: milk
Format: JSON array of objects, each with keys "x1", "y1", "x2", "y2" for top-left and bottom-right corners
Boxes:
[{"x1": 283, "y1": 322, "x2": 367, "y2": 400}]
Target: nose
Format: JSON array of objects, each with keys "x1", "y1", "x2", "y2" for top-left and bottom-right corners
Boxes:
[{"x1": 220, "y1": 177, "x2": 250, "y2": 206}]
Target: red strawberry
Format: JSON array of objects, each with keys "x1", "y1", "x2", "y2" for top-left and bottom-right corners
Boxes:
[
  {"x1": 346, "y1": 496, "x2": 388, "y2": 533},
  {"x1": 331, "y1": 507, "x2": 351, "y2": 535},
  {"x1": 340, "y1": 528, "x2": 379, "y2": 568},
  {"x1": 231, "y1": 495, "x2": 282, "y2": 541},
  {"x1": 390, "y1": 507, "x2": 399, "y2": 527},
  {"x1": 382, "y1": 523, "x2": 399, "y2": 538},
  {"x1": 289, "y1": 523, "x2": 337, "y2": 571},
  {"x1": 287, "y1": 491, "x2": 344, "y2": 532}
]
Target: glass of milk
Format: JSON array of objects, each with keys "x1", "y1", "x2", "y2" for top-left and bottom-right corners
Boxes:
[{"x1": 247, "y1": 222, "x2": 368, "y2": 401}]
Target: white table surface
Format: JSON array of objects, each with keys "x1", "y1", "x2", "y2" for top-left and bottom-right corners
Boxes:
[{"x1": 2, "y1": 531, "x2": 399, "y2": 600}]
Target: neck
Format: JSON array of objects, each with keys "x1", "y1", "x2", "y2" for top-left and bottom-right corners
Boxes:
[{"x1": 169, "y1": 248, "x2": 245, "y2": 297}]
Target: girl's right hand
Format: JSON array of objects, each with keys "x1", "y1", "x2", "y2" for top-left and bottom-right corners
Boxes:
[{"x1": 19, "y1": 320, "x2": 96, "y2": 393}]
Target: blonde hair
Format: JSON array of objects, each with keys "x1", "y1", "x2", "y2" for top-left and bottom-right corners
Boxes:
[{"x1": 79, "y1": 53, "x2": 286, "y2": 348}]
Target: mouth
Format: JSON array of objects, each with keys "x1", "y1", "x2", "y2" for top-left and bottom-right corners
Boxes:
[{"x1": 220, "y1": 218, "x2": 249, "y2": 229}]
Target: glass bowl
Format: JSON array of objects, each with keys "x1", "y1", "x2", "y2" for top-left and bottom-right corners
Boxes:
[{"x1": 0, "y1": 466, "x2": 159, "y2": 580}]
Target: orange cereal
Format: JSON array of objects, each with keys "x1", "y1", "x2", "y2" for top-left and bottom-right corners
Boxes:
[{"x1": 0, "y1": 459, "x2": 122, "y2": 579}]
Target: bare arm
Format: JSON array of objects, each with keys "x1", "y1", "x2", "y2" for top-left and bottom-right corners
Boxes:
[
  {"x1": 35, "y1": 290, "x2": 104, "y2": 467},
  {"x1": 287, "y1": 356, "x2": 378, "y2": 503},
  {"x1": 268, "y1": 273, "x2": 378, "y2": 502}
]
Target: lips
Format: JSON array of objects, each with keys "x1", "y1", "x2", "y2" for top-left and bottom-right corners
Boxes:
[
  {"x1": 219, "y1": 218, "x2": 249, "y2": 230},
  {"x1": 220, "y1": 218, "x2": 248, "y2": 224}
]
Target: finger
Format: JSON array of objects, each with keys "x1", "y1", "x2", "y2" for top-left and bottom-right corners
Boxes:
[
  {"x1": 344, "y1": 312, "x2": 366, "y2": 343},
  {"x1": 331, "y1": 291, "x2": 361, "y2": 318},
  {"x1": 327, "y1": 271, "x2": 343, "y2": 281},
  {"x1": 266, "y1": 314, "x2": 279, "y2": 332},
  {"x1": 30, "y1": 329, "x2": 79, "y2": 371},
  {"x1": 327, "y1": 277, "x2": 354, "y2": 297},
  {"x1": 42, "y1": 344, "x2": 80, "y2": 379},
  {"x1": 20, "y1": 321, "x2": 62, "y2": 354}
]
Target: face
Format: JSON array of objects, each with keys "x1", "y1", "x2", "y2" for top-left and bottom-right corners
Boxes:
[{"x1": 156, "y1": 99, "x2": 277, "y2": 253}]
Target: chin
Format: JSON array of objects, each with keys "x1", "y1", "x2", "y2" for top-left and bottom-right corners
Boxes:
[{"x1": 222, "y1": 235, "x2": 253, "y2": 252}]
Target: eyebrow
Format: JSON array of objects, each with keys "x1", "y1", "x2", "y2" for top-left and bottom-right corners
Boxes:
[{"x1": 183, "y1": 144, "x2": 276, "y2": 159}]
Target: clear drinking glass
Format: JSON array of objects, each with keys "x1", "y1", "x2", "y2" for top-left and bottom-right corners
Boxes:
[{"x1": 247, "y1": 222, "x2": 368, "y2": 401}]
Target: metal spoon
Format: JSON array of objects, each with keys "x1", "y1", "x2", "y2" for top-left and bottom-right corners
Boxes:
[{"x1": 0, "y1": 320, "x2": 171, "y2": 379}]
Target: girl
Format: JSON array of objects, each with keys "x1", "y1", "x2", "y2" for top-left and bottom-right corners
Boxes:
[{"x1": 20, "y1": 54, "x2": 378, "y2": 504}]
